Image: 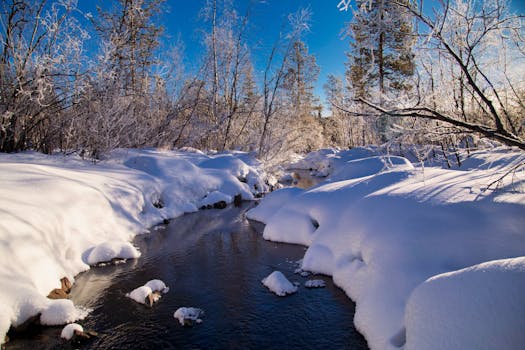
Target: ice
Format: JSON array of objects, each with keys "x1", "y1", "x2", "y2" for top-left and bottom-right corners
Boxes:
[
  {"x1": 304, "y1": 279, "x2": 326, "y2": 288},
  {"x1": 173, "y1": 307, "x2": 204, "y2": 326},
  {"x1": 261, "y1": 271, "x2": 298, "y2": 296},
  {"x1": 60, "y1": 323, "x2": 83, "y2": 340}
]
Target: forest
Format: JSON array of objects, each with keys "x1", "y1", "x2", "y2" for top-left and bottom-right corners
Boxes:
[{"x1": 1, "y1": 0, "x2": 523, "y2": 161}]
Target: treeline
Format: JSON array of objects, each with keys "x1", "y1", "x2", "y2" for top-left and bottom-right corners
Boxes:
[
  {"x1": 0, "y1": 0, "x2": 330, "y2": 160},
  {"x1": 1, "y1": 0, "x2": 524, "y2": 161},
  {"x1": 332, "y1": 0, "x2": 525, "y2": 153}
]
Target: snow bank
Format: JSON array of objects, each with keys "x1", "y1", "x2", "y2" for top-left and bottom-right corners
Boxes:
[
  {"x1": 287, "y1": 147, "x2": 376, "y2": 177},
  {"x1": 261, "y1": 271, "x2": 298, "y2": 296},
  {"x1": 0, "y1": 148, "x2": 266, "y2": 343},
  {"x1": 404, "y1": 257, "x2": 525, "y2": 350},
  {"x1": 40, "y1": 299, "x2": 89, "y2": 326},
  {"x1": 249, "y1": 147, "x2": 525, "y2": 350},
  {"x1": 85, "y1": 241, "x2": 141, "y2": 265},
  {"x1": 60, "y1": 323, "x2": 83, "y2": 340}
]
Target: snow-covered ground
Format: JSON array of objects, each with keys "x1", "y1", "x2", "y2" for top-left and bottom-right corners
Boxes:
[
  {"x1": 0, "y1": 148, "x2": 267, "y2": 343},
  {"x1": 248, "y1": 147, "x2": 525, "y2": 350}
]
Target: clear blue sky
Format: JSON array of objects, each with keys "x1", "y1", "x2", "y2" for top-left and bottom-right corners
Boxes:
[
  {"x1": 159, "y1": 1, "x2": 350, "y2": 109},
  {"x1": 79, "y1": 0, "x2": 525, "y2": 110}
]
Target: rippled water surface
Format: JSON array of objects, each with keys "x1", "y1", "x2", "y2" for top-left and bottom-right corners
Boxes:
[{"x1": 6, "y1": 203, "x2": 367, "y2": 349}]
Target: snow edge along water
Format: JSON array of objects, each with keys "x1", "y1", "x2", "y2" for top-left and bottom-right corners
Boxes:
[
  {"x1": 0, "y1": 148, "x2": 269, "y2": 344},
  {"x1": 247, "y1": 146, "x2": 525, "y2": 350}
]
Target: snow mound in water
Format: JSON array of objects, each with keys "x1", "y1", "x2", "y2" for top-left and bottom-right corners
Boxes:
[
  {"x1": 261, "y1": 271, "x2": 298, "y2": 296},
  {"x1": 174, "y1": 307, "x2": 204, "y2": 326},
  {"x1": 126, "y1": 286, "x2": 153, "y2": 305},
  {"x1": 404, "y1": 257, "x2": 525, "y2": 350},
  {"x1": 126, "y1": 279, "x2": 169, "y2": 305},
  {"x1": 304, "y1": 279, "x2": 326, "y2": 288},
  {"x1": 40, "y1": 299, "x2": 90, "y2": 326},
  {"x1": 85, "y1": 241, "x2": 141, "y2": 265},
  {"x1": 144, "y1": 279, "x2": 169, "y2": 294},
  {"x1": 61, "y1": 323, "x2": 83, "y2": 340}
]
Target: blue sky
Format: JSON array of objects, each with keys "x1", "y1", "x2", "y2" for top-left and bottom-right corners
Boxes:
[
  {"x1": 79, "y1": 0, "x2": 525, "y2": 109},
  {"x1": 158, "y1": 1, "x2": 350, "y2": 107}
]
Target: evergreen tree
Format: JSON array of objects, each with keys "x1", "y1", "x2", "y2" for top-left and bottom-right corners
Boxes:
[
  {"x1": 346, "y1": 0, "x2": 415, "y2": 98},
  {"x1": 282, "y1": 40, "x2": 323, "y2": 152},
  {"x1": 345, "y1": 0, "x2": 415, "y2": 141}
]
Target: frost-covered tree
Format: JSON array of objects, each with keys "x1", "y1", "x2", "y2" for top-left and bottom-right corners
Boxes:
[
  {"x1": 343, "y1": 0, "x2": 415, "y2": 141},
  {"x1": 76, "y1": 0, "x2": 166, "y2": 154},
  {"x1": 345, "y1": 0, "x2": 415, "y2": 99},
  {"x1": 354, "y1": 0, "x2": 525, "y2": 151},
  {"x1": 281, "y1": 40, "x2": 323, "y2": 152},
  {"x1": 198, "y1": 0, "x2": 259, "y2": 151},
  {"x1": 257, "y1": 8, "x2": 322, "y2": 159},
  {"x1": 0, "y1": 0, "x2": 87, "y2": 153}
]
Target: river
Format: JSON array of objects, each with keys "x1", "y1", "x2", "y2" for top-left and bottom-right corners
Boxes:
[{"x1": 6, "y1": 194, "x2": 367, "y2": 349}]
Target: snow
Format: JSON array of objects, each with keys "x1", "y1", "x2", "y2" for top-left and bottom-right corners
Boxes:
[
  {"x1": 248, "y1": 147, "x2": 525, "y2": 350},
  {"x1": 85, "y1": 241, "x2": 141, "y2": 265},
  {"x1": 404, "y1": 257, "x2": 525, "y2": 350},
  {"x1": 126, "y1": 286, "x2": 154, "y2": 305},
  {"x1": 261, "y1": 271, "x2": 298, "y2": 296},
  {"x1": 40, "y1": 299, "x2": 89, "y2": 326},
  {"x1": 304, "y1": 279, "x2": 326, "y2": 288},
  {"x1": 173, "y1": 307, "x2": 204, "y2": 326},
  {"x1": 60, "y1": 323, "x2": 83, "y2": 340},
  {"x1": 126, "y1": 279, "x2": 170, "y2": 305},
  {"x1": 144, "y1": 279, "x2": 170, "y2": 294},
  {"x1": 0, "y1": 148, "x2": 267, "y2": 343},
  {"x1": 198, "y1": 190, "x2": 232, "y2": 207}
]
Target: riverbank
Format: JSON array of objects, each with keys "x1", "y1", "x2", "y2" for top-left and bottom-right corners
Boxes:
[
  {"x1": 248, "y1": 146, "x2": 525, "y2": 349},
  {"x1": 0, "y1": 148, "x2": 267, "y2": 344}
]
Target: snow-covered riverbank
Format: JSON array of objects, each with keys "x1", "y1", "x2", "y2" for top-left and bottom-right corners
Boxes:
[
  {"x1": 2, "y1": 146, "x2": 524, "y2": 349},
  {"x1": 248, "y1": 147, "x2": 525, "y2": 350},
  {"x1": 0, "y1": 148, "x2": 267, "y2": 343}
]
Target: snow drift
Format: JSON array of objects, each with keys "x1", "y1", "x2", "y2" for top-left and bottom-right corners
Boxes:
[
  {"x1": 248, "y1": 147, "x2": 525, "y2": 350},
  {"x1": 0, "y1": 148, "x2": 267, "y2": 344}
]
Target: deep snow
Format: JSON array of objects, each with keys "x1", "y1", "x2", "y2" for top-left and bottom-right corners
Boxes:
[
  {"x1": 248, "y1": 147, "x2": 525, "y2": 350},
  {"x1": 0, "y1": 148, "x2": 266, "y2": 343},
  {"x1": 1, "y1": 145, "x2": 524, "y2": 349}
]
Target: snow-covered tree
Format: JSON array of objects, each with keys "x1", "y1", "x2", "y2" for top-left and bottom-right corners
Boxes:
[
  {"x1": 0, "y1": 0, "x2": 88, "y2": 153},
  {"x1": 357, "y1": 0, "x2": 525, "y2": 151}
]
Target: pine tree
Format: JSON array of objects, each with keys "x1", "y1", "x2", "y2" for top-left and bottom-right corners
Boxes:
[
  {"x1": 282, "y1": 40, "x2": 323, "y2": 152},
  {"x1": 346, "y1": 0, "x2": 415, "y2": 98}
]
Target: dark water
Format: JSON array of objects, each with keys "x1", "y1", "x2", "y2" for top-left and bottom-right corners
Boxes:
[{"x1": 5, "y1": 203, "x2": 367, "y2": 350}]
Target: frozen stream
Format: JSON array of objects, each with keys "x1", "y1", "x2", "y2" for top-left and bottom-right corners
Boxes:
[{"x1": 6, "y1": 202, "x2": 367, "y2": 349}]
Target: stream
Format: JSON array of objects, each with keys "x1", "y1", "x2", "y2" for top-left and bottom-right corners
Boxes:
[{"x1": 6, "y1": 191, "x2": 367, "y2": 349}]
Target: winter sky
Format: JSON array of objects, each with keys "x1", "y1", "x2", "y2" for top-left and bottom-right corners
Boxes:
[{"x1": 78, "y1": 0, "x2": 525, "y2": 111}]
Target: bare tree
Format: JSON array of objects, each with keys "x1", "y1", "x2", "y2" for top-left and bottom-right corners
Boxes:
[
  {"x1": 344, "y1": 0, "x2": 525, "y2": 150},
  {"x1": 0, "y1": 0, "x2": 87, "y2": 153}
]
